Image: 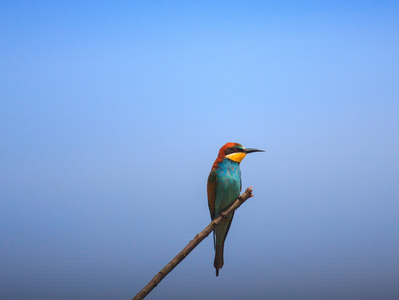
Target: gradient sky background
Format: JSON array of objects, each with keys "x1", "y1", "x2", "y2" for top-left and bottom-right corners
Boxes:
[{"x1": 1, "y1": 1, "x2": 399, "y2": 299}]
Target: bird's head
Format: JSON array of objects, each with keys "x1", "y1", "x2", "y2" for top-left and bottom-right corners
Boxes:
[{"x1": 214, "y1": 142, "x2": 265, "y2": 166}]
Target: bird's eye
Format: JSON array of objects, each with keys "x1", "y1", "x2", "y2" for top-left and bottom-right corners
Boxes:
[{"x1": 234, "y1": 147, "x2": 239, "y2": 151}]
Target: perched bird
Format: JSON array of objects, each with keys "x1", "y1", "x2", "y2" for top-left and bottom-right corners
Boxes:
[{"x1": 207, "y1": 142, "x2": 264, "y2": 276}]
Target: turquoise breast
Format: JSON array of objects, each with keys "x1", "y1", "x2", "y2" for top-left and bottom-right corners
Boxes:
[{"x1": 214, "y1": 158, "x2": 241, "y2": 217}]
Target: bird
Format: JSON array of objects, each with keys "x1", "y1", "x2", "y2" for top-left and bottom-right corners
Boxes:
[{"x1": 207, "y1": 142, "x2": 264, "y2": 276}]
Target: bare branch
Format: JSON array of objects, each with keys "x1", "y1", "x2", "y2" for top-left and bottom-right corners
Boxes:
[{"x1": 132, "y1": 187, "x2": 254, "y2": 300}]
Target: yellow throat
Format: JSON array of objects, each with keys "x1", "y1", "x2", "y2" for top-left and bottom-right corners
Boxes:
[{"x1": 226, "y1": 152, "x2": 246, "y2": 163}]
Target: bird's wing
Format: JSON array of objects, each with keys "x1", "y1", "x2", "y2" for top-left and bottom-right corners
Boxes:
[{"x1": 207, "y1": 168, "x2": 217, "y2": 220}]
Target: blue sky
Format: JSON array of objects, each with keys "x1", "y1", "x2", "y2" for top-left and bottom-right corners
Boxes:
[{"x1": 1, "y1": 1, "x2": 399, "y2": 299}]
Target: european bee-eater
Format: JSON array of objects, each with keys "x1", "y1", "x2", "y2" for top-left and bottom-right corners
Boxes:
[{"x1": 207, "y1": 142, "x2": 264, "y2": 276}]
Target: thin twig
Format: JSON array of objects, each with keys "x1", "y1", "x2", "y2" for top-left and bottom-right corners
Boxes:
[{"x1": 132, "y1": 187, "x2": 254, "y2": 300}]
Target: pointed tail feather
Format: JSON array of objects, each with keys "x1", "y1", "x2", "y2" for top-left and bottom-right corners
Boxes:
[
  {"x1": 213, "y1": 213, "x2": 234, "y2": 277},
  {"x1": 214, "y1": 242, "x2": 224, "y2": 277}
]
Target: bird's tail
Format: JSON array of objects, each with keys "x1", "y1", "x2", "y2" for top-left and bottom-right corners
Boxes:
[
  {"x1": 214, "y1": 242, "x2": 224, "y2": 277},
  {"x1": 213, "y1": 213, "x2": 234, "y2": 277}
]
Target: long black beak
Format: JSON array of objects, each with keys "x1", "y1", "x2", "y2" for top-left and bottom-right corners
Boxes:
[{"x1": 244, "y1": 148, "x2": 265, "y2": 154}]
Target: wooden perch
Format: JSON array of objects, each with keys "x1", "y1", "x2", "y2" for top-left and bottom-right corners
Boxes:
[{"x1": 132, "y1": 187, "x2": 254, "y2": 300}]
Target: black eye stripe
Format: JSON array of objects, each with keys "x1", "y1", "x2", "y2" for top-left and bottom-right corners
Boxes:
[{"x1": 225, "y1": 147, "x2": 244, "y2": 155}]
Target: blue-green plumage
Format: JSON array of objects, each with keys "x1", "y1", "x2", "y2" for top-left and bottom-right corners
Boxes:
[
  {"x1": 208, "y1": 142, "x2": 264, "y2": 276},
  {"x1": 213, "y1": 158, "x2": 241, "y2": 219},
  {"x1": 210, "y1": 158, "x2": 241, "y2": 276}
]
